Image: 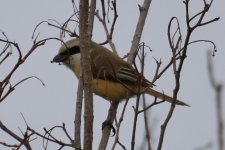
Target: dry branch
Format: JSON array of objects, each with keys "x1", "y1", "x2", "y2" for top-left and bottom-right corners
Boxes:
[
  {"x1": 128, "y1": 0, "x2": 153, "y2": 64},
  {"x1": 207, "y1": 51, "x2": 224, "y2": 150},
  {"x1": 157, "y1": 0, "x2": 219, "y2": 149},
  {"x1": 0, "y1": 121, "x2": 32, "y2": 150},
  {"x1": 79, "y1": 0, "x2": 94, "y2": 149}
]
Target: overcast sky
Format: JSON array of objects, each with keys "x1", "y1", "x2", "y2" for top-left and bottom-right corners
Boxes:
[{"x1": 0, "y1": 0, "x2": 224, "y2": 150}]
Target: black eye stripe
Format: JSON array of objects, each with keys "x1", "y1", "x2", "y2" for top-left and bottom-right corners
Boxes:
[{"x1": 60, "y1": 46, "x2": 80, "y2": 55}]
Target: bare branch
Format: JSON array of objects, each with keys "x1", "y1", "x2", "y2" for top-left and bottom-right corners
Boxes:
[
  {"x1": 207, "y1": 51, "x2": 224, "y2": 150},
  {"x1": 157, "y1": 0, "x2": 219, "y2": 149},
  {"x1": 127, "y1": 0, "x2": 153, "y2": 64},
  {"x1": 88, "y1": 0, "x2": 97, "y2": 37},
  {"x1": 79, "y1": 0, "x2": 94, "y2": 149},
  {"x1": 0, "y1": 76, "x2": 45, "y2": 102},
  {"x1": 74, "y1": 79, "x2": 83, "y2": 149},
  {"x1": 98, "y1": 102, "x2": 119, "y2": 150},
  {"x1": 0, "y1": 141, "x2": 18, "y2": 149},
  {"x1": 112, "y1": 99, "x2": 129, "y2": 150},
  {"x1": 27, "y1": 125, "x2": 74, "y2": 149},
  {"x1": 142, "y1": 95, "x2": 152, "y2": 150},
  {"x1": 131, "y1": 43, "x2": 147, "y2": 150},
  {"x1": 0, "y1": 37, "x2": 63, "y2": 103},
  {"x1": 0, "y1": 121, "x2": 32, "y2": 150},
  {"x1": 95, "y1": 0, "x2": 118, "y2": 53}
]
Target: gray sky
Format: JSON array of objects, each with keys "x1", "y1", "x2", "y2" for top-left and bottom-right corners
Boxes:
[{"x1": 0, "y1": 0, "x2": 224, "y2": 150}]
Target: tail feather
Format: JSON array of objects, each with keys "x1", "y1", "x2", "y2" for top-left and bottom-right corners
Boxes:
[{"x1": 145, "y1": 88, "x2": 190, "y2": 106}]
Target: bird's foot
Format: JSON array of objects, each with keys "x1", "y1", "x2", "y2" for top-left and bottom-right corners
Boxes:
[{"x1": 102, "y1": 120, "x2": 116, "y2": 137}]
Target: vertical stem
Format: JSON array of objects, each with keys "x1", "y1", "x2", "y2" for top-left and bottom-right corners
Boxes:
[
  {"x1": 131, "y1": 94, "x2": 141, "y2": 150},
  {"x1": 142, "y1": 95, "x2": 152, "y2": 150},
  {"x1": 98, "y1": 102, "x2": 119, "y2": 150},
  {"x1": 131, "y1": 43, "x2": 145, "y2": 150},
  {"x1": 207, "y1": 52, "x2": 224, "y2": 150},
  {"x1": 79, "y1": 0, "x2": 94, "y2": 149},
  {"x1": 88, "y1": 0, "x2": 96, "y2": 38},
  {"x1": 216, "y1": 85, "x2": 224, "y2": 150},
  {"x1": 74, "y1": 79, "x2": 83, "y2": 149}
]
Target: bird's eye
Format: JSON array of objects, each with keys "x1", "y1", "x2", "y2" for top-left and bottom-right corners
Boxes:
[
  {"x1": 60, "y1": 46, "x2": 80, "y2": 56},
  {"x1": 69, "y1": 46, "x2": 80, "y2": 55}
]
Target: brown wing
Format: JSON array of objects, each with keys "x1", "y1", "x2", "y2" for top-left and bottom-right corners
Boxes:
[{"x1": 90, "y1": 42, "x2": 153, "y2": 87}]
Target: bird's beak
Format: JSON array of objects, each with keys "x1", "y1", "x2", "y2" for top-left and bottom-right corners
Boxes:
[{"x1": 51, "y1": 54, "x2": 68, "y2": 63}]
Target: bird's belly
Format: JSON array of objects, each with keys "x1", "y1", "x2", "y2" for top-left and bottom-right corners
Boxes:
[{"x1": 92, "y1": 79, "x2": 133, "y2": 102}]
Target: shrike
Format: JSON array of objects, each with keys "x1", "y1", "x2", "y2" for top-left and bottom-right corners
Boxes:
[{"x1": 52, "y1": 39, "x2": 188, "y2": 106}]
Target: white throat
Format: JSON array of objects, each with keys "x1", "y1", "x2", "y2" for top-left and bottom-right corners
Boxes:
[
  {"x1": 70, "y1": 53, "x2": 81, "y2": 65},
  {"x1": 64, "y1": 53, "x2": 81, "y2": 77}
]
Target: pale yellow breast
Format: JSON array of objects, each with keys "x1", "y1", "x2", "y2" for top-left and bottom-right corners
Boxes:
[{"x1": 92, "y1": 79, "x2": 133, "y2": 102}]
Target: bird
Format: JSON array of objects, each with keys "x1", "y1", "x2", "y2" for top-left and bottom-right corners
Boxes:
[{"x1": 52, "y1": 39, "x2": 189, "y2": 106}]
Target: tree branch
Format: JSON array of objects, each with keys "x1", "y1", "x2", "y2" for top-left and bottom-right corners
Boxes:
[
  {"x1": 79, "y1": 0, "x2": 94, "y2": 149},
  {"x1": 127, "y1": 0, "x2": 153, "y2": 64},
  {"x1": 207, "y1": 51, "x2": 224, "y2": 150},
  {"x1": 157, "y1": 0, "x2": 219, "y2": 149}
]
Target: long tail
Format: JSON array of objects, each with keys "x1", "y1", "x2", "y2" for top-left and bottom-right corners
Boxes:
[{"x1": 145, "y1": 88, "x2": 190, "y2": 106}]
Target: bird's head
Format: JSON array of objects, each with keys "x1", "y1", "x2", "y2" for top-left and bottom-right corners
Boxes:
[{"x1": 52, "y1": 39, "x2": 81, "y2": 77}]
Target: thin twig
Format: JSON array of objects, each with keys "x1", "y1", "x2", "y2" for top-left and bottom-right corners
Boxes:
[
  {"x1": 95, "y1": 1, "x2": 118, "y2": 53},
  {"x1": 131, "y1": 43, "x2": 146, "y2": 150},
  {"x1": 111, "y1": 99, "x2": 129, "y2": 150},
  {"x1": 0, "y1": 121, "x2": 32, "y2": 150},
  {"x1": 27, "y1": 126, "x2": 74, "y2": 149},
  {"x1": 0, "y1": 37, "x2": 63, "y2": 103},
  {"x1": 142, "y1": 94, "x2": 152, "y2": 150},
  {"x1": 207, "y1": 51, "x2": 224, "y2": 150}
]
